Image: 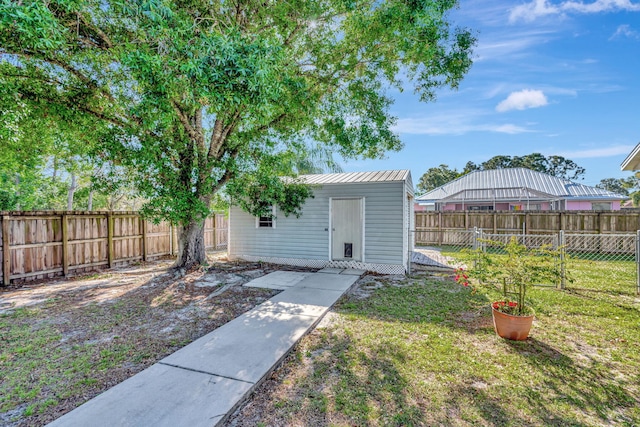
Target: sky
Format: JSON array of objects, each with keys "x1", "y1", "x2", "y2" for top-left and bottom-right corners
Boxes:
[{"x1": 343, "y1": 0, "x2": 640, "y2": 188}]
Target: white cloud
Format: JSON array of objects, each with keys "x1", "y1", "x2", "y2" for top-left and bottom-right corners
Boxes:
[
  {"x1": 475, "y1": 30, "x2": 556, "y2": 61},
  {"x1": 609, "y1": 24, "x2": 640, "y2": 39},
  {"x1": 510, "y1": 0, "x2": 560, "y2": 22},
  {"x1": 393, "y1": 112, "x2": 534, "y2": 135},
  {"x1": 510, "y1": 0, "x2": 640, "y2": 23},
  {"x1": 562, "y1": 0, "x2": 640, "y2": 13},
  {"x1": 495, "y1": 89, "x2": 549, "y2": 112},
  {"x1": 490, "y1": 124, "x2": 533, "y2": 134},
  {"x1": 555, "y1": 144, "x2": 637, "y2": 158}
]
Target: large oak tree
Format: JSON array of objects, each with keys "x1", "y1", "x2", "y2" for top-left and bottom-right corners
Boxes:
[{"x1": 1, "y1": 0, "x2": 475, "y2": 268}]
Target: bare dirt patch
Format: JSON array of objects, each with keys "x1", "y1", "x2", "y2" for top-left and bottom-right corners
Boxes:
[{"x1": 0, "y1": 253, "x2": 315, "y2": 427}]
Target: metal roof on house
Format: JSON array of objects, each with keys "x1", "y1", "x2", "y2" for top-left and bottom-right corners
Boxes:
[
  {"x1": 300, "y1": 170, "x2": 412, "y2": 186},
  {"x1": 416, "y1": 168, "x2": 625, "y2": 202}
]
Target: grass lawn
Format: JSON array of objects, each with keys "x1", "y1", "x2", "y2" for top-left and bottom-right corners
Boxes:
[
  {"x1": 0, "y1": 259, "x2": 279, "y2": 427},
  {"x1": 227, "y1": 259, "x2": 640, "y2": 426}
]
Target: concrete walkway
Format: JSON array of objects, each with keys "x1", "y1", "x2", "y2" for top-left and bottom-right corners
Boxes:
[{"x1": 47, "y1": 268, "x2": 363, "y2": 427}]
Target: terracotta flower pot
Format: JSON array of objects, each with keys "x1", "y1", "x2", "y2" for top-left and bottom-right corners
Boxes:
[{"x1": 491, "y1": 302, "x2": 534, "y2": 341}]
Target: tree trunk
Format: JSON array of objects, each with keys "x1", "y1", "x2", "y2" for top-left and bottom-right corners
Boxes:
[
  {"x1": 14, "y1": 174, "x2": 21, "y2": 210},
  {"x1": 67, "y1": 173, "x2": 77, "y2": 210},
  {"x1": 174, "y1": 218, "x2": 207, "y2": 269},
  {"x1": 87, "y1": 190, "x2": 94, "y2": 210}
]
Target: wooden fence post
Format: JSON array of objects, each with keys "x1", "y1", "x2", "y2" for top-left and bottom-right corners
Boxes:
[
  {"x1": 141, "y1": 217, "x2": 147, "y2": 262},
  {"x1": 2, "y1": 215, "x2": 10, "y2": 286},
  {"x1": 213, "y1": 214, "x2": 217, "y2": 249},
  {"x1": 107, "y1": 213, "x2": 114, "y2": 268},
  {"x1": 438, "y1": 211, "x2": 442, "y2": 246},
  {"x1": 61, "y1": 213, "x2": 69, "y2": 277}
]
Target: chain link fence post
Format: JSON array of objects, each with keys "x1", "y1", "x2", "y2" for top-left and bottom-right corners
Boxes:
[
  {"x1": 472, "y1": 227, "x2": 478, "y2": 250},
  {"x1": 636, "y1": 230, "x2": 640, "y2": 295},
  {"x1": 559, "y1": 230, "x2": 566, "y2": 290}
]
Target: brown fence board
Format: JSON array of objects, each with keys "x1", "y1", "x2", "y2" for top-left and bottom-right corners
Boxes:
[
  {"x1": 415, "y1": 211, "x2": 640, "y2": 245},
  {"x1": 0, "y1": 211, "x2": 228, "y2": 286}
]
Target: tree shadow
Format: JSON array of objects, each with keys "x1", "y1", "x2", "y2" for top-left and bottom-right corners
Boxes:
[
  {"x1": 0, "y1": 259, "x2": 282, "y2": 427},
  {"x1": 502, "y1": 337, "x2": 638, "y2": 425},
  {"x1": 330, "y1": 272, "x2": 640, "y2": 426},
  {"x1": 251, "y1": 332, "x2": 427, "y2": 427}
]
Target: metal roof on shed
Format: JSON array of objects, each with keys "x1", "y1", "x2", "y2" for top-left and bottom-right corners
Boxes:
[
  {"x1": 300, "y1": 170, "x2": 412, "y2": 186},
  {"x1": 416, "y1": 168, "x2": 625, "y2": 202}
]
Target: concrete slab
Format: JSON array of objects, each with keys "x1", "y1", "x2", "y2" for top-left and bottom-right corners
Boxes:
[
  {"x1": 255, "y1": 287, "x2": 345, "y2": 317},
  {"x1": 297, "y1": 273, "x2": 359, "y2": 292},
  {"x1": 47, "y1": 363, "x2": 252, "y2": 427},
  {"x1": 161, "y1": 310, "x2": 318, "y2": 384},
  {"x1": 242, "y1": 271, "x2": 311, "y2": 290},
  {"x1": 317, "y1": 267, "x2": 344, "y2": 274},
  {"x1": 341, "y1": 269, "x2": 367, "y2": 276}
]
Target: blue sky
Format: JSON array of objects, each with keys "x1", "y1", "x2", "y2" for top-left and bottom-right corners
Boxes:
[{"x1": 344, "y1": 0, "x2": 640, "y2": 188}]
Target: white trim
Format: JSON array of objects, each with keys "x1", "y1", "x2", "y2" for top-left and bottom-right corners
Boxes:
[
  {"x1": 328, "y1": 198, "x2": 332, "y2": 261},
  {"x1": 233, "y1": 254, "x2": 406, "y2": 275},
  {"x1": 621, "y1": 142, "x2": 640, "y2": 171},
  {"x1": 255, "y1": 205, "x2": 276, "y2": 228},
  {"x1": 329, "y1": 197, "x2": 365, "y2": 262},
  {"x1": 227, "y1": 206, "x2": 232, "y2": 254},
  {"x1": 361, "y1": 197, "x2": 366, "y2": 263}
]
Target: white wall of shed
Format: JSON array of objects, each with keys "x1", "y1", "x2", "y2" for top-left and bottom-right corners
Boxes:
[{"x1": 228, "y1": 181, "x2": 406, "y2": 266}]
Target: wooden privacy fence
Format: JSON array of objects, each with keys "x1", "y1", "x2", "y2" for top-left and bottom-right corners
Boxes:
[
  {"x1": 415, "y1": 210, "x2": 640, "y2": 245},
  {"x1": 0, "y1": 211, "x2": 228, "y2": 286}
]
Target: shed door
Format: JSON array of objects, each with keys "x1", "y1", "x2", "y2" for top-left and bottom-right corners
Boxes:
[{"x1": 331, "y1": 198, "x2": 363, "y2": 261}]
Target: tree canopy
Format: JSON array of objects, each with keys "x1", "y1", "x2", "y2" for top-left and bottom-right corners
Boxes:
[
  {"x1": 463, "y1": 153, "x2": 586, "y2": 181},
  {"x1": 1, "y1": 0, "x2": 475, "y2": 267},
  {"x1": 597, "y1": 175, "x2": 640, "y2": 206},
  {"x1": 417, "y1": 153, "x2": 587, "y2": 194},
  {"x1": 596, "y1": 178, "x2": 632, "y2": 196},
  {"x1": 416, "y1": 164, "x2": 459, "y2": 194}
]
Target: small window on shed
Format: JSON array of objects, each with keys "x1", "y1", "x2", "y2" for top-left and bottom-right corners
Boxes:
[{"x1": 256, "y1": 205, "x2": 276, "y2": 228}]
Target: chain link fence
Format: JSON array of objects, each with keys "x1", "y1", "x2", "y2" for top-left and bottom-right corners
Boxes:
[{"x1": 415, "y1": 228, "x2": 640, "y2": 294}]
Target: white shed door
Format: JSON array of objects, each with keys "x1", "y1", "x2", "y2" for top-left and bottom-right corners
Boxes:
[{"x1": 331, "y1": 198, "x2": 363, "y2": 261}]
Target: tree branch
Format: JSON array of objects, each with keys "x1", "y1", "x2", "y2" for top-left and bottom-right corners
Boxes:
[
  {"x1": 171, "y1": 100, "x2": 200, "y2": 144},
  {"x1": 16, "y1": 50, "x2": 117, "y2": 104},
  {"x1": 212, "y1": 148, "x2": 241, "y2": 192},
  {"x1": 77, "y1": 12, "x2": 114, "y2": 49},
  {"x1": 195, "y1": 108, "x2": 204, "y2": 152},
  {"x1": 208, "y1": 117, "x2": 225, "y2": 161}
]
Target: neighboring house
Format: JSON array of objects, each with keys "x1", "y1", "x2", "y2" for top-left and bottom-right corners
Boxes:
[
  {"x1": 621, "y1": 200, "x2": 635, "y2": 210},
  {"x1": 621, "y1": 142, "x2": 640, "y2": 171},
  {"x1": 415, "y1": 168, "x2": 626, "y2": 212},
  {"x1": 228, "y1": 170, "x2": 414, "y2": 274}
]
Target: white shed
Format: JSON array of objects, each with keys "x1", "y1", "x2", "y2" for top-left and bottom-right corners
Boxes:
[{"x1": 228, "y1": 170, "x2": 414, "y2": 274}]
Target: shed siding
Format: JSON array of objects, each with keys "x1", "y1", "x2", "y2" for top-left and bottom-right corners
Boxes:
[{"x1": 229, "y1": 181, "x2": 405, "y2": 265}]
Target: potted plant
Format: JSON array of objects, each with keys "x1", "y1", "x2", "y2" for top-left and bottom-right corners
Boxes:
[{"x1": 455, "y1": 236, "x2": 563, "y2": 341}]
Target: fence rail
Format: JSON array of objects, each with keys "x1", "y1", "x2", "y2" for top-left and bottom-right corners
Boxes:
[
  {"x1": 415, "y1": 211, "x2": 640, "y2": 236},
  {"x1": 0, "y1": 211, "x2": 228, "y2": 286}
]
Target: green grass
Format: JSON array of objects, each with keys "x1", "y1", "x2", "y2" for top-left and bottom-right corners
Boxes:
[
  {"x1": 0, "y1": 305, "x2": 144, "y2": 419},
  {"x1": 248, "y1": 259, "x2": 640, "y2": 426}
]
